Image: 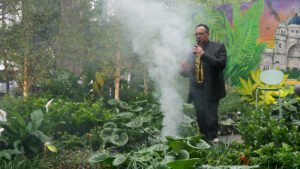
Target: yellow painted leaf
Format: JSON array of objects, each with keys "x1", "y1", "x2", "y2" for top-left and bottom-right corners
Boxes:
[
  {"x1": 279, "y1": 74, "x2": 289, "y2": 87},
  {"x1": 239, "y1": 77, "x2": 252, "y2": 95},
  {"x1": 251, "y1": 68, "x2": 261, "y2": 84},
  {"x1": 46, "y1": 145, "x2": 57, "y2": 152}
]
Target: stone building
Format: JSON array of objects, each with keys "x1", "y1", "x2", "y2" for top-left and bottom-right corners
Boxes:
[{"x1": 259, "y1": 13, "x2": 300, "y2": 70}]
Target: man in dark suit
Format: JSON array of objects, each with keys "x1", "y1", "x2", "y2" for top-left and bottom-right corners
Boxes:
[{"x1": 181, "y1": 24, "x2": 227, "y2": 142}]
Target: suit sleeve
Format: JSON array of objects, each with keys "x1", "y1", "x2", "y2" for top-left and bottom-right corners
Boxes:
[{"x1": 201, "y1": 43, "x2": 227, "y2": 69}]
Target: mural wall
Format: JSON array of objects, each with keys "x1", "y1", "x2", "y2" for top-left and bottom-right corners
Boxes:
[{"x1": 219, "y1": 0, "x2": 300, "y2": 71}]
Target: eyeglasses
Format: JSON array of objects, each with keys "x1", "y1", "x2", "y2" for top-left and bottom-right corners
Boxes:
[{"x1": 194, "y1": 32, "x2": 206, "y2": 36}]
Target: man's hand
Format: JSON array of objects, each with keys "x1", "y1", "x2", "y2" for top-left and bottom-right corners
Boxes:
[
  {"x1": 181, "y1": 61, "x2": 191, "y2": 71},
  {"x1": 192, "y1": 45, "x2": 204, "y2": 56}
]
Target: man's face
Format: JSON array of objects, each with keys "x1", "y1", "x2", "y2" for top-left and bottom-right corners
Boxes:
[{"x1": 195, "y1": 26, "x2": 209, "y2": 45}]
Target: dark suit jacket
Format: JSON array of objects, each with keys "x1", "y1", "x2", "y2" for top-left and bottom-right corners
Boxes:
[{"x1": 181, "y1": 40, "x2": 227, "y2": 103}]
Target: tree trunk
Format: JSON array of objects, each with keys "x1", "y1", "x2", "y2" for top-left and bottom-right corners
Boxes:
[
  {"x1": 114, "y1": 40, "x2": 120, "y2": 100},
  {"x1": 23, "y1": 57, "x2": 29, "y2": 98},
  {"x1": 3, "y1": 50, "x2": 9, "y2": 94},
  {"x1": 22, "y1": 0, "x2": 30, "y2": 98},
  {"x1": 1, "y1": 2, "x2": 10, "y2": 94},
  {"x1": 144, "y1": 73, "x2": 148, "y2": 96}
]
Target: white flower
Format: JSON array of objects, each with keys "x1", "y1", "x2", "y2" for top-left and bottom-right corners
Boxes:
[
  {"x1": 45, "y1": 99, "x2": 54, "y2": 113},
  {"x1": 236, "y1": 111, "x2": 241, "y2": 115},
  {"x1": 44, "y1": 141, "x2": 51, "y2": 146},
  {"x1": 0, "y1": 128, "x2": 4, "y2": 136},
  {"x1": 0, "y1": 110, "x2": 7, "y2": 122},
  {"x1": 77, "y1": 80, "x2": 83, "y2": 85}
]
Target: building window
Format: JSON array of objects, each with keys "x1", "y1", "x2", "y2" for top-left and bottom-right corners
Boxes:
[{"x1": 279, "y1": 43, "x2": 281, "y2": 48}]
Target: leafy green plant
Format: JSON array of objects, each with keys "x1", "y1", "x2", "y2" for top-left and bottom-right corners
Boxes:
[
  {"x1": 0, "y1": 109, "x2": 53, "y2": 156},
  {"x1": 88, "y1": 135, "x2": 210, "y2": 168}
]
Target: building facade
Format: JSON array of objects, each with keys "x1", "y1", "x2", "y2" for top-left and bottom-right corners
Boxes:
[{"x1": 259, "y1": 13, "x2": 300, "y2": 70}]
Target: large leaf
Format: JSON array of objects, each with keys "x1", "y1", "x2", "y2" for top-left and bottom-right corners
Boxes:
[
  {"x1": 132, "y1": 153, "x2": 153, "y2": 162},
  {"x1": 88, "y1": 152, "x2": 110, "y2": 163},
  {"x1": 9, "y1": 112, "x2": 26, "y2": 128},
  {"x1": 177, "y1": 150, "x2": 189, "y2": 160},
  {"x1": 31, "y1": 109, "x2": 43, "y2": 130},
  {"x1": 123, "y1": 118, "x2": 143, "y2": 128},
  {"x1": 103, "y1": 122, "x2": 117, "y2": 128},
  {"x1": 166, "y1": 158, "x2": 202, "y2": 169},
  {"x1": 100, "y1": 128, "x2": 115, "y2": 140},
  {"x1": 138, "y1": 144, "x2": 169, "y2": 154},
  {"x1": 116, "y1": 112, "x2": 133, "y2": 119},
  {"x1": 148, "y1": 144, "x2": 169, "y2": 152},
  {"x1": 108, "y1": 99, "x2": 122, "y2": 106},
  {"x1": 168, "y1": 141, "x2": 188, "y2": 152},
  {"x1": 32, "y1": 130, "x2": 51, "y2": 143},
  {"x1": 132, "y1": 106, "x2": 143, "y2": 112},
  {"x1": 187, "y1": 136, "x2": 210, "y2": 150},
  {"x1": 144, "y1": 127, "x2": 161, "y2": 136},
  {"x1": 109, "y1": 133, "x2": 128, "y2": 146},
  {"x1": 112, "y1": 154, "x2": 128, "y2": 166},
  {"x1": 46, "y1": 144, "x2": 57, "y2": 152},
  {"x1": 95, "y1": 72, "x2": 104, "y2": 87},
  {"x1": 0, "y1": 140, "x2": 22, "y2": 160}
]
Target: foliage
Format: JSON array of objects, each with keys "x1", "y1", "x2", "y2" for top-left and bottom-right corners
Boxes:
[
  {"x1": 95, "y1": 99, "x2": 163, "y2": 151},
  {"x1": 224, "y1": 0, "x2": 267, "y2": 85},
  {"x1": 39, "y1": 69, "x2": 89, "y2": 101},
  {"x1": 42, "y1": 98, "x2": 108, "y2": 135},
  {"x1": 282, "y1": 69, "x2": 300, "y2": 80},
  {"x1": 52, "y1": 149, "x2": 104, "y2": 169},
  {"x1": 88, "y1": 135, "x2": 211, "y2": 168},
  {"x1": 2, "y1": 0, "x2": 60, "y2": 97},
  {"x1": 177, "y1": 103, "x2": 199, "y2": 137},
  {"x1": 218, "y1": 87, "x2": 254, "y2": 135},
  {"x1": 238, "y1": 68, "x2": 292, "y2": 106},
  {"x1": 237, "y1": 109, "x2": 300, "y2": 168},
  {"x1": 0, "y1": 109, "x2": 53, "y2": 158},
  {"x1": 0, "y1": 155, "x2": 50, "y2": 169}
]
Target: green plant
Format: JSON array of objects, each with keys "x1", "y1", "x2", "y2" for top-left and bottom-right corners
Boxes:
[
  {"x1": 237, "y1": 110, "x2": 300, "y2": 149},
  {"x1": 0, "y1": 154, "x2": 50, "y2": 169},
  {"x1": 0, "y1": 109, "x2": 54, "y2": 157},
  {"x1": 88, "y1": 135, "x2": 210, "y2": 168}
]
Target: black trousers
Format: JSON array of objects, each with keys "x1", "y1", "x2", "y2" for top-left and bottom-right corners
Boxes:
[{"x1": 193, "y1": 89, "x2": 219, "y2": 141}]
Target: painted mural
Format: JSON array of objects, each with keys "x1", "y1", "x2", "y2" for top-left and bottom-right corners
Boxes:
[{"x1": 219, "y1": 0, "x2": 300, "y2": 71}]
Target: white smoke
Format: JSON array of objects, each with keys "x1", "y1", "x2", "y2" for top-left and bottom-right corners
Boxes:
[{"x1": 106, "y1": 0, "x2": 193, "y2": 136}]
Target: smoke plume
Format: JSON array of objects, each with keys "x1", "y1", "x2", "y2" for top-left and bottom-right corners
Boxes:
[{"x1": 106, "y1": 0, "x2": 193, "y2": 136}]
